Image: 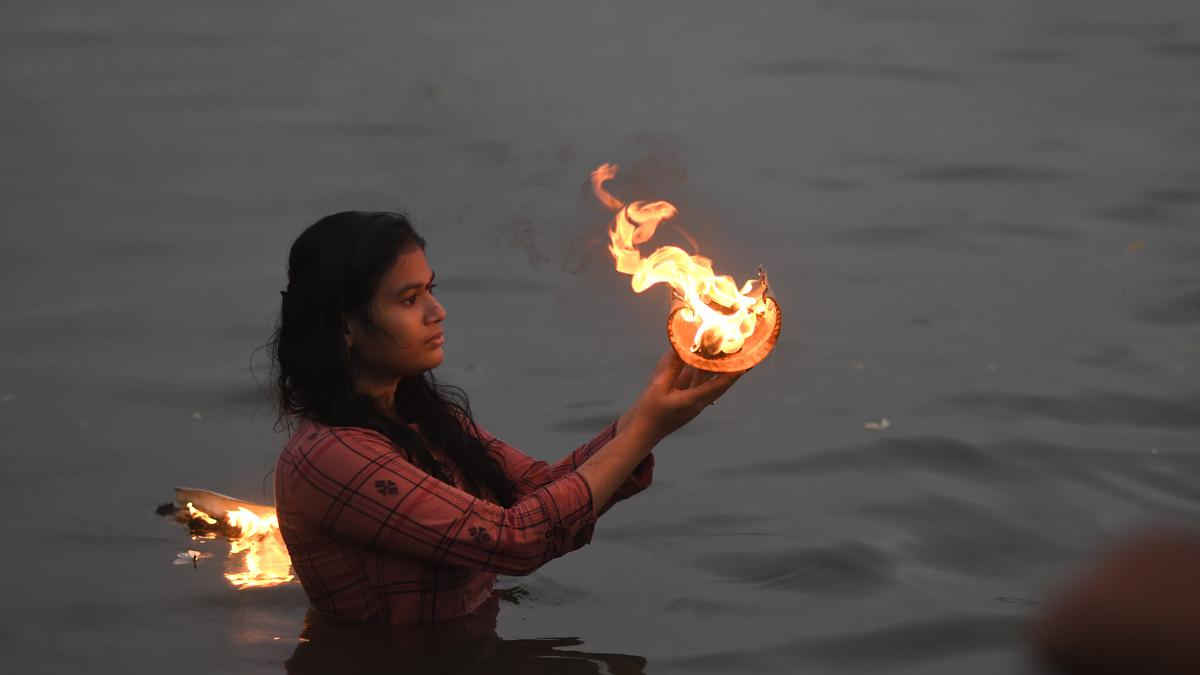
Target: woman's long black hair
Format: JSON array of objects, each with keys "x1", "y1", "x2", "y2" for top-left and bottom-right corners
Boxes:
[{"x1": 270, "y1": 211, "x2": 517, "y2": 507}]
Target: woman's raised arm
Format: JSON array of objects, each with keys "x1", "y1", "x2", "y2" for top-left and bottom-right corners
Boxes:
[
  {"x1": 480, "y1": 420, "x2": 654, "y2": 516},
  {"x1": 576, "y1": 350, "x2": 745, "y2": 511}
]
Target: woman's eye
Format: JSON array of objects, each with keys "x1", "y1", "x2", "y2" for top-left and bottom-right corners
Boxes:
[{"x1": 401, "y1": 284, "x2": 435, "y2": 306}]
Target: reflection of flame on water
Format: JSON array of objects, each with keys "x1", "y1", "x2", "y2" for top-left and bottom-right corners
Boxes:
[
  {"x1": 183, "y1": 502, "x2": 294, "y2": 590},
  {"x1": 590, "y1": 163, "x2": 781, "y2": 371}
]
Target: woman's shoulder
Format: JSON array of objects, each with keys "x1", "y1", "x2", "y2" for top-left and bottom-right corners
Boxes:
[{"x1": 283, "y1": 417, "x2": 396, "y2": 455}]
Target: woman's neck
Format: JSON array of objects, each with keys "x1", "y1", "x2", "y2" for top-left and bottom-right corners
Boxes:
[{"x1": 351, "y1": 381, "x2": 400, "y2": 419}]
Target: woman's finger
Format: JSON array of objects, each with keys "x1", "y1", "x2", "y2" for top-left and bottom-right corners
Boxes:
[
  {"x1": 650, "y1": 350, "x2": 676, "y2": 383},
  {"x1": 689, "y1": 370, "x2": 746, "y2": 405},
  {"x1": 652, "y1": 349, "x2": 675, "y2": 375},
  {"x1": 671, "y1": 364, "x2": 693, "y2": 390},
  {"x1": 653, "y1": 350, "x2": 685, "y2": 390},
  {"x1": 674, "y1": 365, "x2": 699, "y2": 390}
]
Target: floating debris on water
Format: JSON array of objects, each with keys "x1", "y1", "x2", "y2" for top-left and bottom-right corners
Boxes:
[
  {"x1": 864, "y1": 418, "x2": 891, "y2": 431},
  {"x1": 498, "y1": 585, "x2": 535, "y2": 605},
  {"x1": 995, "y1": 596, "x2": 1038, "y2": 605},
  {"x1": 175, "y1": 550, "x2": 213, "y2": 566}
]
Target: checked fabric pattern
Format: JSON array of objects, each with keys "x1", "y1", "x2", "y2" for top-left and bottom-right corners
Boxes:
[{"x1": 275, "y1": 417, "x2": 653, "y2": 624}]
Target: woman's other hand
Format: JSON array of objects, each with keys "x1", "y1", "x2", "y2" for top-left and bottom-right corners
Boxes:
[{"x1": 620, "y1": 350, "x2": 747, "y2": 444}]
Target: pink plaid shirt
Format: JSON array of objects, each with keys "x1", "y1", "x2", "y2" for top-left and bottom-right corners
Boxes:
[{"x1": 275, "y1": 416, "x2": 653, "y2": 624}]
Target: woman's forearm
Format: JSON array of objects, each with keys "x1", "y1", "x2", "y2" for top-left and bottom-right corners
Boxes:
[
  {"x1": 616, "y1": 406, "x2": 634, "y2": 436},
  {"x1": 574, "y1": 424, "x2": 657, "y2": 516}
]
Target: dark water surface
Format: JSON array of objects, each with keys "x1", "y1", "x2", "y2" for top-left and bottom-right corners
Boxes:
[{"x1": 2, "y1": 1, "x2": 1199, "y2": 673}]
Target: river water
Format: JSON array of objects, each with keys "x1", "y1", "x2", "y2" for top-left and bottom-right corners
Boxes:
[{"x1": 2, "y1": 1, "x2": 1198, "y2": 673}]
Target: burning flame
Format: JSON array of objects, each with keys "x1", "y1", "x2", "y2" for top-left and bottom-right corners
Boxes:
[
  {"x1": 591, "y1": 163, "x2": 770, "y2": 358},
  {"x1": 185, "y1": 502, "x2": 294, "y2": 590},
  {"x1": 186, "y1": 502, "x2": 218, "y2": 525}
]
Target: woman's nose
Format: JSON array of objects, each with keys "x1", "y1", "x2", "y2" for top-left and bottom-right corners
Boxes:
[{"x1": 428, "y1": 297, "x2": 446, "y2": 323}]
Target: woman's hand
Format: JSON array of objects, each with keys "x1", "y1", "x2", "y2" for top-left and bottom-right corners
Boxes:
[{"x1": 618, "y1": 350, "x2": 747, "y2": 444}]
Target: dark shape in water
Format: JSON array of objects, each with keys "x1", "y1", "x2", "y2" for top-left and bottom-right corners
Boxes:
[{"x1": 284, "y1": 595, "x2": 647, "y2": 675}]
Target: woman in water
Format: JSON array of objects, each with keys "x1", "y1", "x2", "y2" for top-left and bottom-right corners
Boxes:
[{"x1": 271, "y1": 210, "x2": 745, "y2": 624}]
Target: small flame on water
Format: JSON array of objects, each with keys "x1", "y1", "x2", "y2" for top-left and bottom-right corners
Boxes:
[
  {"x1": 591, "y1": 163, "x2": 769, "y2": 358},
  {"x1": 186, "y1": 502, "x2": 218, "y2": 525},
  {"x1": 184, "y1": 502, "x2": 294, "y2": 590}
]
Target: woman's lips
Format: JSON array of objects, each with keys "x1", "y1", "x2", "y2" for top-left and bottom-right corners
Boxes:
[{"x1": 427, "y1": 333, "x2": 445, "y2": 346}]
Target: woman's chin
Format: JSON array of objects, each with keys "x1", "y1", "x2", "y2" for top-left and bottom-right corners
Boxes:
[{"x1": 427, "y1": 348, "x2": 445, "y2": 368}]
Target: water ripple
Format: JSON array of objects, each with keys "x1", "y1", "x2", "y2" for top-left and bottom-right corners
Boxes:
[
  {"x1": 695, "y1": 540, "x2": 893, "y2": 595},
  {"x1": 989, "y1": 47, "x2": 1076, "y2": 66},
  {"x1": 948, "y1": 389, "x2": 1200, "y2": 430},
  {"x1": 716, "y1": 436, "x2": 1023, "y2": 482},
  {"x1": 906, "y1": 164, "x2": 1069, "y2": 184},
  {"x1": 795, "y1": 614, "x2": 1024, "y2": 665},
  {"x1": 1150, "y1": 41, "x2": 1200, "y2": 61},
  {"x1": 439, "y1": 276, "x2": 555, "y2": 294},
  {"x1": 1075, "y1": 345, "x2": 1156, "y2": 374},
  {"x1": 1133, "y1": 289, "x2": 1200, "y2": 327},
  {"x1": 661, "y1": 614, "x2": 1023, "y2": 670},
  {"x1": 861, "y1": 495, "x2": 1073, "y2": 574},
  {"x1": 748, "y1": 60, "x2": 959, "y2": 84},
  {"x1": 544, "y1": 414, "x2": 620, "y2": 433},
  {"x1": 830, "y1": 221, "x2": 1076, "y2": 246}
]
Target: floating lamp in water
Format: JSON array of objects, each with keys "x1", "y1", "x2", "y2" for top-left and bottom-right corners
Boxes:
[
  {"x1": 590, "y1": 164, "x2": 781, "y2": 372},
  {"x1": 171, "y1": 487, "x2": 294, "y2": 590}
]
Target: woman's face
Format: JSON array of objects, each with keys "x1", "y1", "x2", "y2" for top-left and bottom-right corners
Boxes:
[{"x1": 345, "y1": 248, "x2": 446, "y2": 389}]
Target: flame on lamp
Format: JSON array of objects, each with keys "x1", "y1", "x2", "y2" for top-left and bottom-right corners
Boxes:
[
  {"x1": 591, "y1": 163, "x2": 781, "y2": 372},
  {"x1": 185, "y1": 502, "x2": 294, "y2": 590}
]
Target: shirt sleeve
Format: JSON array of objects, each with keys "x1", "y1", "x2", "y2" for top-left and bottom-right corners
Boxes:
[
  {"x1": 280, "y1": 426, "x2": 598, "y2": 576},
  {"x1": 478, "y1": 419, "x2": 655, "y2": 516}
]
